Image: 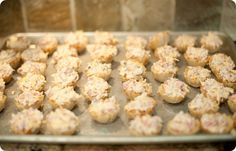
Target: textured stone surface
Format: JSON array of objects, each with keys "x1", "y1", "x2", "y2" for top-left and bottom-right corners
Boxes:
[
  {"x1": 75, "y1": 0, "x2": 121, "y2": 31},
  {"x1": 1, "y1": 144, "x2": 62, "y2": 151},
  {"x1": 0, "y1": 0, "x2": 24, "y2": 37},
  {"x1": 1, "y1": 143, "x2": 225, "y2": 151},
  {"x1": 63, "y1": 144, "x2": 223, "y2": 151},
  {"x1": 174, "y1": 0, "x2": 223, "y2": 30},
  {"x1": 220, "y1": 0, "x2": 236, "y2": 40},
  {"x1": 121, "y1": 0, "x2": 175, "y2": 31},
  {"x1": 22, "y1": 0, "x2": 72, "y2": 31}
]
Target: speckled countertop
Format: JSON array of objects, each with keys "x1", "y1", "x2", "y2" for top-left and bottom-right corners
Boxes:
[{"x1": 0, "y1": 143, "x2": 232, "y2": 151}]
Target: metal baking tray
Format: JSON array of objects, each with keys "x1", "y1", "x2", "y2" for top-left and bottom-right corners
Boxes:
[{"x1": 0, "y1": 32, "x2": 235, "y2": 144}]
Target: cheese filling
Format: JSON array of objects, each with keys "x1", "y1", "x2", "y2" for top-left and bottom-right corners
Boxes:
[
  {"x1": 122, "y1": 78, "x2": 152, "y2": 94},
  {"x1": 201, "y1": 79, "x2": 234, "y2": 102},
  {"x1": 185, "y1": 66, "x2": 211, "y2": 83},
  {"x1": 185, "y1": 47, "x2": 208, "y2": 61},
  {"x1": 125, "y1": 94, "x2": 156, "y2": 111},
  {"x1": 155, "y1": 45, "x2": 180, "y2": 61},
  {"x1": 83, "y1": 76, "x2": 111, "y2": 100},
  {"x1": 161, "y1": 78, "x2": 189, "y2": 97},
  {"x1": 119, "y1": 60, "x2": 146, "y2": 80}
]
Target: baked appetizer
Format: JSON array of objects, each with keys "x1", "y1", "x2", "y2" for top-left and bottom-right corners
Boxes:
[
  {"x1": 52, "y1": 45, "x2": 78, "y2": 63},
  {"x1": 82, "y1": 76, "x2": 111, "y2": 101},
  {"x1": 124, "y1": 93, "x2": 157, "y2": 119},
  {"x1": 174, "y1": 35, "x2": 196, "y2": 53},
  {"x1": 52, "y1": 68, "x2": 79, "y2": 88},
  {"x1": 151, "y1": 60, "x2": 178, "y2": 82},
  {"x1": 214, "y1": 68, "x2": 236, "y2": 89},
  {"x1": 119, "y1": 60, "x2": 146, "y2": 81},
  {"x1": 0, "y1": 49, "x2": 21, "y2": 69},
  {"x1": 148, "y1": 31, "x2": 169, "y2": 50},
  {"x1": 125, "y1": 36, "x2": 147, "y2": 49},
  {"x1": 200, "y1": 113, "x2": 233, "y2": 134},
  {"x1": 15, "y1": 90, "x2": 44, "y2": 110},
  {"x1": 55, "y1": 56, "x2": 81, "y2": 72},
  {"x1": 38, "y1": 34, "x2": 58, "y2": 54},
  {"x1": 0, "y1": 91, "x2": 6, "y2": 112},
  {"x1": 184, "y1": 47, "x2": 209, "y2": 67},
  {"x1": 85, "y1": 61, "x2": 112, "y2": 80},
  {"x1": 42, "y1": 108, "x2": 79, "y2": 135},
  {"x1": 87, "y1": 44, "x2": 118, "y2": 63},
  {"x1": 18, "y1": 73, "x2": 46, "y2": 92},
  {"x1": 157, "y1": 78, "x2": 190, "y2": 104},
  {"x1": 64, "y1": 31, "x2": 88, "y2": 53},
  {"x1": 228, "y1": 94, "x2": 236, "y2": 113},
  {"x1": 188, "y1": 94, "x2": 219, "y2": 117},
  {"x1": 184, "y1": 66, "x2": 211, "y2": 87},
  {"x1": 129, "y1": 115, "x2": 163, "y2": 136},
  {"x1": 125, "y1": 47, "x2": 150, "y2": 65},
  {"x1": 122, "y1": 77, "x2": 152, "y2": 100},
  {"x1": 0, "y1": 63, "x2": 14, "y2": 83},
  {"x1": 200, "y1": 32, "x2": 223, "y2": 53},
  {"x1": 88, "y1": 96, "x2": 120, "y2": 124},
  {"x1": 6, "y1": 35, "x2": 30, "y2": 51},
  {"x1": 94, "y1": 31, "x2": 118, "y2": 45},
  {"x1": 21, "y1": 46, "x2": 48, "y2": 63},
  {"x1": 209, "y1": 53, "x2": 235, "y2": 74},
  {"x1": 17, "y1": 61, "x2": 46, "y2": 76},
  {"x1": 10, "y1": 108, "x2": 43, "y2": 134},
  {"x1": 167, "y1": 111, "x2": 200, "y2": 135},
  {"x1": 46, "y1": 86, "x2": 82, "y2": 110},
  {"x1": 200, "y1": 78, "x2": 233, "y2": 103},
  {"x1": 154, "y1": 45, "x2": 180, "y2": 62}
]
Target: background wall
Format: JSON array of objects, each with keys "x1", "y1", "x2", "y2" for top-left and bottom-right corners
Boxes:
[{"x1": 0, "y1": 0, "x2": 235, "y2": 39}]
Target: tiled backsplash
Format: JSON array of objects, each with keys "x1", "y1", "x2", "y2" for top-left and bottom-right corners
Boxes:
[
  {"x1": 174, "y1": 0, "x2": 222, "y2": 30},
  {"x1": 75, "y1": 0, "x2": 122, "y2": 30},
  {"x1": 21, "y1": 0, "x2": 72, "y2": 31},
  {"x1": 221, "y1": 0, "x2": 236, "y2": 40},
  {"x1": 0, "y1": 0, "x2": 24, "y2": 36},
  {"x1": 120, "y1": 0, "x2": 175, "y2": 30},
  {"x1": 0, "y1": 0, "x2": 235, "y2": 39}
]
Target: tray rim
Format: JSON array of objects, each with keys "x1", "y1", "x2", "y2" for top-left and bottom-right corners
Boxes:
[
  {"x1": 1, "y1": 31, "x2": 233, "y2": 48},
  {"x1": 4, "y1": 30, "x2": 231, "y2": 37},
  {"x1": 0, "y1": 135, "x2": 235, "y2": 144},
  {"x1": 0, "y1": 31, "x2": 236, "y2": 144}
]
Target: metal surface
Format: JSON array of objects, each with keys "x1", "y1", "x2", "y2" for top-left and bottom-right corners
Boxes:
[{"x1": 0, "y1": 31, "x2": 235, "y2": 144}]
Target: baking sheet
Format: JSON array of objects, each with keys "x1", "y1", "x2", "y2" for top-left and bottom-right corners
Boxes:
[{"x1": 0, "y1": 31, "x2": 235, "y2": 144}]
